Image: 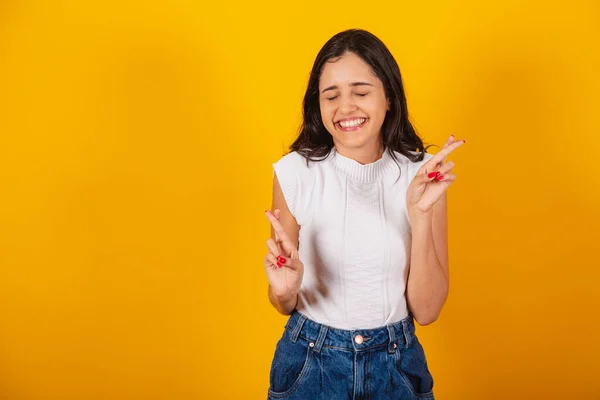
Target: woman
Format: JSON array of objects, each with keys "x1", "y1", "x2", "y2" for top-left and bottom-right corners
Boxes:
[{"x1": 264, "y1": 29, "x2": 465, "y2": 400}]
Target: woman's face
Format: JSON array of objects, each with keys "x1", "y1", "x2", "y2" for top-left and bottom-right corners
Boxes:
[{"x1": 319, "y1": 52, "x2": 390, "y2": 153}]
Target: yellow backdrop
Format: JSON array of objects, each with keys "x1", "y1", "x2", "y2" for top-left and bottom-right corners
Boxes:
[{"x1": 1, "y1": 0, "x2": 599, "y2": 399}]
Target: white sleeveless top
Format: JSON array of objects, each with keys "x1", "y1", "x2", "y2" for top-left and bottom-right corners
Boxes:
[{"x1": 273, "y1": 147, "x2": 433, "y2": 329}]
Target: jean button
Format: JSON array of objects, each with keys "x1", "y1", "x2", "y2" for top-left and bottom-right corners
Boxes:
[{"x1": 354, "y1": 334, "x2": 364, "y2": 344}]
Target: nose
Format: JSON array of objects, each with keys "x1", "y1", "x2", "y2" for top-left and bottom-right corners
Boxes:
[{"x1": 338, "y1": 93, "x2": 358, "y2": 115}]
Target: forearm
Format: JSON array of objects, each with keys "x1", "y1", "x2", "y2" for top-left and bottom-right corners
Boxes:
[
  {"x1": 406, "y1": 211, "x2": 449, "y2": 325},
  {"x1": 268, "y1": 285, "x2": 298, "y2": 316}
]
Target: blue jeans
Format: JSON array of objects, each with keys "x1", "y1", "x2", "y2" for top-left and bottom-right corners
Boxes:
[{"x1": 267, "y1": 310, "x2": 435, "y2": 400}]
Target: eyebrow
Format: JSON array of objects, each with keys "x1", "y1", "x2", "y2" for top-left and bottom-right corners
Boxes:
[{"x1": 321, "y1": 82, "x2": 374, "y2": 94}]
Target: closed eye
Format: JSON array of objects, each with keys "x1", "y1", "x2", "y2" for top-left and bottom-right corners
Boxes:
[{"x1": 326, "y1": 93, "x2": 368, "y2": 101}]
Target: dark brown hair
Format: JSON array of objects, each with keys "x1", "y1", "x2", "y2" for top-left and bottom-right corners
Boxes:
[{"x1": 290, "y1": 29, "x2": 427, "y2": 164}]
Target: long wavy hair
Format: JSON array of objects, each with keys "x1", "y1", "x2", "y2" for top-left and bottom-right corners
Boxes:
[{"x1": 290, "y1": 29, "x2": 428, "y2": 164}]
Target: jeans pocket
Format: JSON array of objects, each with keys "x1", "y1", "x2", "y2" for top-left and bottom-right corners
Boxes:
[
  {"x1": 268, "y1": 331, "x2": 314, "y2": 398},
  {"x1": 391, "y1": 335, "x2": 435, "y2": 399}
]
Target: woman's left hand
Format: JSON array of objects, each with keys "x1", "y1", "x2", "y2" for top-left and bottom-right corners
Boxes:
[{"x1": 406, "y1": 135, "x2": 466, "y2": 218}]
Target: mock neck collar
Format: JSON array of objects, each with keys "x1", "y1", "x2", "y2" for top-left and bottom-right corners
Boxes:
[{"x1": 329, "y1": 147, "x2": 397, "y2": 182}]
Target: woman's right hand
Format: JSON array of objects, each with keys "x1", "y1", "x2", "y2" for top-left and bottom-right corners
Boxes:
[{"x1": 264, "y1": 209, "x2": 304, "y2": 299}]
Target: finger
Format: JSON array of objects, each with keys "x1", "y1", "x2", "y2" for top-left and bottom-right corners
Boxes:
[
  {"x1": 266, "y1": 238, "x2": 280, "y2": 258},
  {"x1": 425, "y1": 170, "x2": 440, "y2": 182},
  {"x1": 281, "y1": 257, "x2": 301, "y2": 271},
  {"x1": 272, "y1": 209, "x2": 282, "y2": 242},
  {"x1": 435, "y1": 173, "x2": 457, "y2": 183},
  {"x1": 424, "y1": 160, "x2": 454, "y2": 177},
  {"x1": 426, "y1": 140, "x2": 465, "y2": 169},
  {"x1": 265, "y1": 251, "x2": 296, "y2": 270},
  {"x1": 443, "y1": 135, "x2": 455, "y2": 148},
  {"x1": 424, "y1": 161, "x2": 454, "y2": 183},
  {"x1": 437, "y1": 160, "x2": 455, "y2": 175},
  {"x1": 265, "y1": 253, "x2": 280, "y2": 269},
  {"x1": 266, "y1": 210, "x2": 295, "y2": 249},
  {"x1": 266, "y1": 208, "x2": 281, "y2": 241},
  {"x1": 441, "y1": 135, "x2": 455, "y2": 161},
  {"x1": 420, "y1": 136, "x2": 460, "y2": 175}
]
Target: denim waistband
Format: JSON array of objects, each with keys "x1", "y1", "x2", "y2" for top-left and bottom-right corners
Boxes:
[{"x1": 284, "y1": 310, "x2": 416, "y2": 353}]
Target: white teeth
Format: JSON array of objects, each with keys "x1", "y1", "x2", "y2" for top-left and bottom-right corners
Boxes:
[{"x1": 339, "y1": 118, "x2": 366, "y2": 128}]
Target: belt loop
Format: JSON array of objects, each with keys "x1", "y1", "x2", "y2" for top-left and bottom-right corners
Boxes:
[
  {"x1": 401, "y1": 318, "x2": 412, "y2": 348},
  {"x1": 313, "y1": 325, "x2": 328, "y2": 353},
  {"x1": 290, "y1": 314, "x2": 307, "y2": 343},
  {"x1": 386, "y1": 324, "x2": 397, "y2": 353}
]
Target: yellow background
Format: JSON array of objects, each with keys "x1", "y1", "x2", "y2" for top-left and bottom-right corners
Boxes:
[{"x1": 1, "y1": 0, "x2": 599, "y2": 399}]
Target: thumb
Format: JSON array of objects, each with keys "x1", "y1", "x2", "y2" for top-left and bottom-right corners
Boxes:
[
  {"x1": 281, "y1": 256, "x2": 302, "y2": 271},
  {"x1": 423, "y1": 170, "x2": 440, "y2": 183}
]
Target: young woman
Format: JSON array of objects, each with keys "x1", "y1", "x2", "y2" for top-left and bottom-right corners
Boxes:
[{"x1": 263, "y1": 29, "x2": 465, "y2": 400}]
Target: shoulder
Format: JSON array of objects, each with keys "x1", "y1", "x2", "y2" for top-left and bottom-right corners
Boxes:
[
  {"x1": 271, "y1": 151, "x2": 317, "y2": 223},
  {"x1": 273, "y1": 150, "x2": 327, "y2": 177},
  {"x1": 273, "y1": 151, "x2": 309, "y2": 171},
  {"x1": 271, "y1": 151, "x2": 318, "y2": 192}
]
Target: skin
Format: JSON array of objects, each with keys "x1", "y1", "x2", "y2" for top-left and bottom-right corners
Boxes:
[
  {"x1": 318, "y1": 52, "x2": 390, "y2": 164},
  {"x1": 263, "y1": 51, "x2": 466, "y2": 326}
]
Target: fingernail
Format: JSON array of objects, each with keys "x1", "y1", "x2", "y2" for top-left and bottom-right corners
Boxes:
[
  {"x1": 278, "y1": 256, "x2": 286, "y2": 264},
  {"x1": 437, "y1": 175, "x2": 444, "y2": 181},
  {"x1": 277, "y1": 262, "x2": 282, "y2": 268},
  {"x1": 428, "y1": 172, "x2": 437, "y2": 179}
]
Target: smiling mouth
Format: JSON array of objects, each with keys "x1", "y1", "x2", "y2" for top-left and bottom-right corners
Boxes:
[{"x1": 336, "y1": 118, "x2": 368, "y2": 132}]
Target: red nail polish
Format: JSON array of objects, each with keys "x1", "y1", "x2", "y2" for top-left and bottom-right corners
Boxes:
[
  {"x1": 437, "y1": 175, "x2": 444, "y2": 181},
  {"x1": 428, "y1": 172, "x2": 437, "y2": 179},
  {"x1": 277, "y1": 262, "x2": 282, "y2": 268},
  {"x1": 278, "y1": 256, "x2": 286, "y2": 264}
]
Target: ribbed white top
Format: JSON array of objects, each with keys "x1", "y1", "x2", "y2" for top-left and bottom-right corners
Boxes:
[{"x1": 273, "y1": 147, "x2": 432, "y2": 329}]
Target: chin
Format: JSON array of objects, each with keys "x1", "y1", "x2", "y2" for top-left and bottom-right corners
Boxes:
[{"x1": 333, "y1": 133, "x2": 377, "y2": 149}]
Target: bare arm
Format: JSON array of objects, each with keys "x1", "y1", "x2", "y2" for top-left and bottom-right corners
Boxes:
[
  {"x1": 267, "y1": 173, "x2": 301, "y2": 315},
  {"x1": 405, "y1": 135, "x2": 464, "y2": 325},
  {"x1": 406, "y1": 193, "x2": 449, "y2": 325}
]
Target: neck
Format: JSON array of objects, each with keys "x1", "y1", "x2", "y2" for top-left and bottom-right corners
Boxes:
[{"x1": 334, "y1": 142, "x2": 385, "y2": 165}]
